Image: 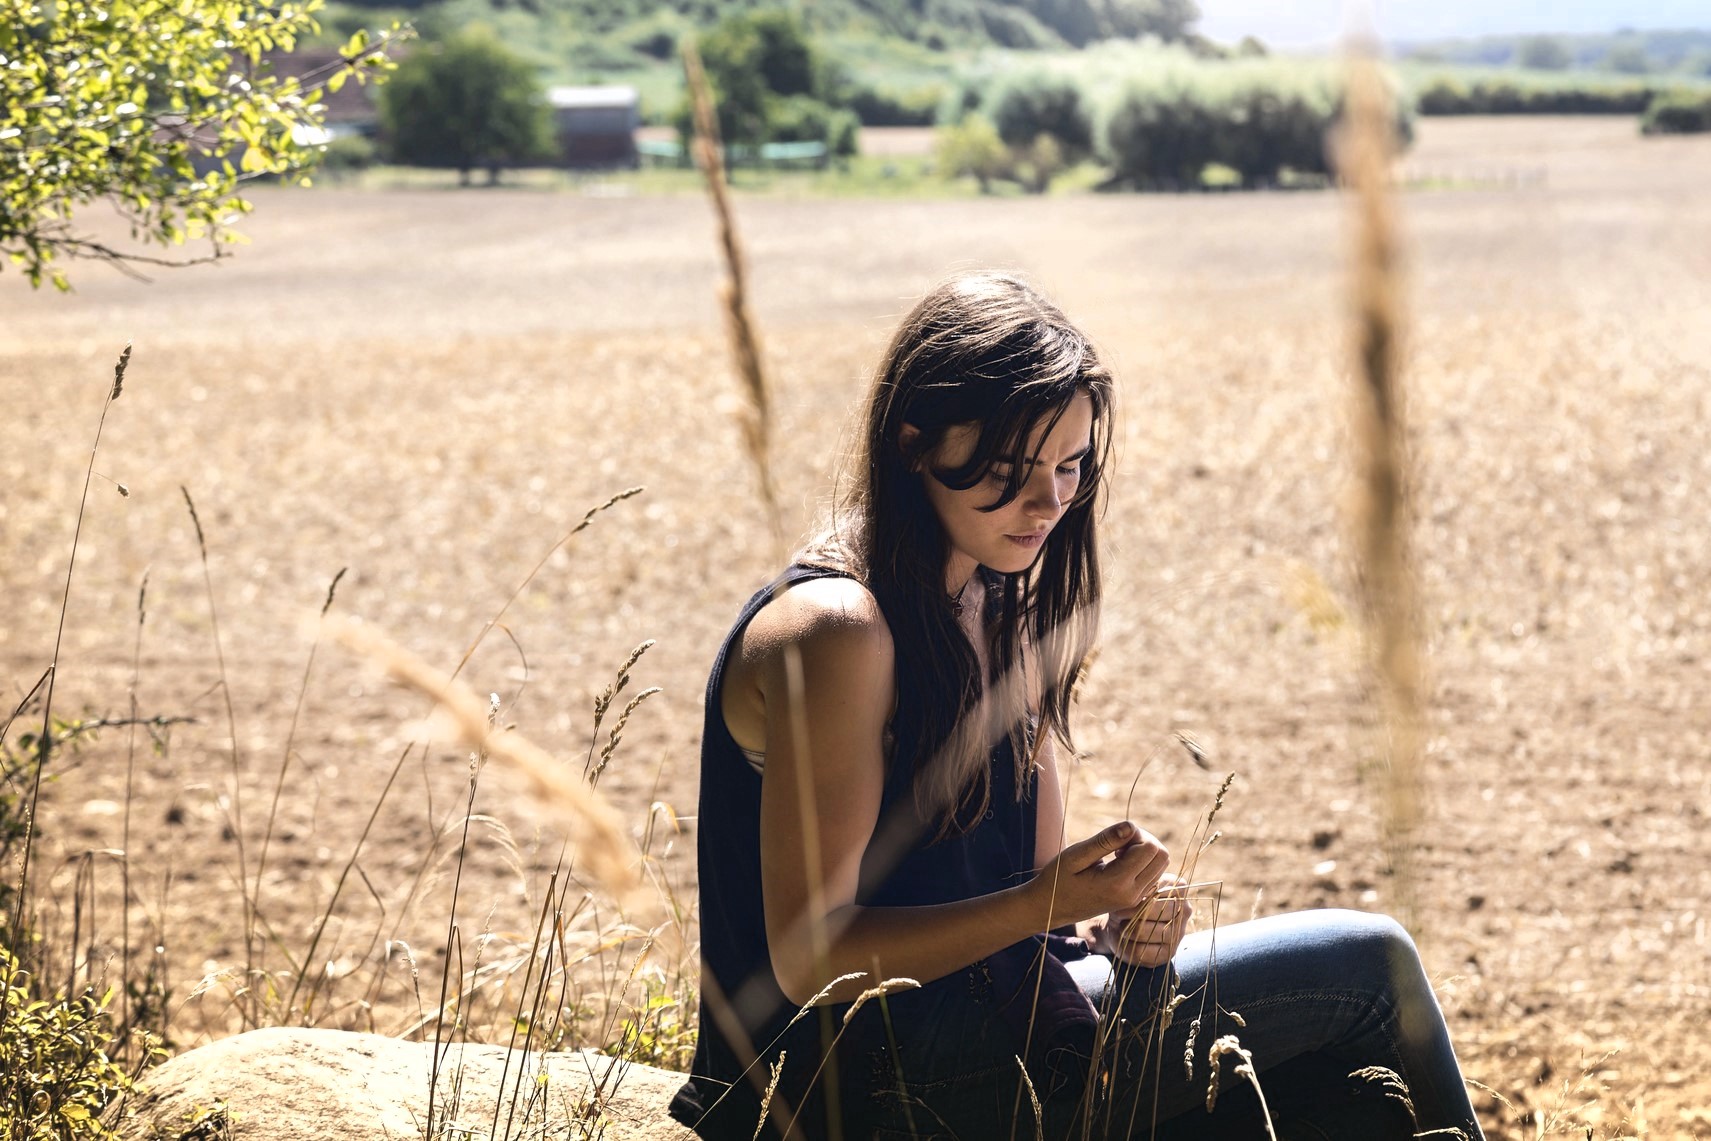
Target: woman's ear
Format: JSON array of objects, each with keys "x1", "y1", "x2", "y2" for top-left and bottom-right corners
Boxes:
[{"x1": 899, "y1": 423, "x2": 924, "y2": 471}]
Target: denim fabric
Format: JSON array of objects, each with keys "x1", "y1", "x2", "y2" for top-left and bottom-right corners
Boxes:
[{"x1": 867, "y1": 909, "x2": 1485, "y2": 1141}]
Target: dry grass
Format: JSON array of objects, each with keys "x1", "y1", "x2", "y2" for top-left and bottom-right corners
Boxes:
[
  {"x1": 2, "y1": 116, "x2": 1709, "y2": 1137},
  {"x1": 1340, "y1": 50, "x2": 1426, "y2": 932}
]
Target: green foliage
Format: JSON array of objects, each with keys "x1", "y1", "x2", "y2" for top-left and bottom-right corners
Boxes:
[
  {"x1": 320, "y1": 133, "x2": 380, "y2": 174},
  {"x1": 1642, "y1": 90, "x2": 1711, "y2": 135},
  {"x1": 1414, "y1": 76, "x2": 1659, "y2": 116},
  {"x1": 1604, "y1": 42, "x2": 1652, "y2": 76},
  {"x1": 0, "y1": 714, "x2": 97, "y2": 938},
  {"x1": 1517, "y1": 36, "x2": 1572, "y2": 72},
  {"x1": 767, "y1": 95, "x2": 860, "y2": 157},
  {"x1": 0, "y1": 0, "x2": 397, "y2": 290},
  {"x1": 1024, "y1": 0, "x2": 1199, "y2": 48},
  {"x1": 1398, "y1": 28, "x2": 1711, "y2": 75},
  {"x1": 380, "y1": 26, "x2": 554, "y2": 183},
  {"x1": 842, "y1": 82, "x2": 943, "y2": 126},
  {"x1": 681, "y1": 10, "x2": 858, "y2": 158},
  {"x1": 940, "y1": 64, "x2": 1094, "y2": 191},
  {"x1": 989, "y1": 71, "x2": 1094, "y2": 157},
  {"x1": 935, "y1": 112, "x2": 1009, "y2": 191},
  {"x1": 1099, "y1": 52, "x2": 1346, "y2": 189},
  {"x1": 0, "y1": 944, "x2": 155, "y2": 1141}
]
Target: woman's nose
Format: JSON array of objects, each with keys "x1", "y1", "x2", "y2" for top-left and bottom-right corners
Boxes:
[{"x1": 1024, "y1": 470, "x2": 1062, "y2": 517}]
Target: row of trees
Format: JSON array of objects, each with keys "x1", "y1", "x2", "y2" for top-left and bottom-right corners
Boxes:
[
  {"x1": 1642, "y1": 90, "x2": 1711, "y2": 135},
  {"x1": 935, "y1": 50, "x2": 1369, "y2": 194},
  {"x1": 368, "y1": 12, "x2": 865, "y2": 180},
  {"x1": 1414, "y1": 78, "x2": 1661, "y2": 117}
]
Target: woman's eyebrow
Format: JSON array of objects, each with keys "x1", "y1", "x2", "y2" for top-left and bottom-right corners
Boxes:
[{"x1": 1014, "y1": 443, "x2": 1093, "y2": 467}]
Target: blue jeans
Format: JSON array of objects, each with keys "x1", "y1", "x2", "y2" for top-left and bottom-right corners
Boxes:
[{"x1": 868, "y1": 910, "x2": 1484, "y2": 1140}]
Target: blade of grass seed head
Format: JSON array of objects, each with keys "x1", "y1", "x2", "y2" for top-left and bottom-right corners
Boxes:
[
  {"x1": 752, "y1": 1053, "x2": 786, "y2": 1141},
  {"x1": 299, "y1": 493, "x2": 643, "y2": 1020},
  {"x1": 841, "y1": 977, "x2": 921, "y2": 1026},
  {"x1": 682, "y1": 38, "x2": 785, "y2": 555},
  {"x1": 326, "y1": 616, "x2": 639, "y2": 899},
  {"x1": 592, "y1": 687, "x2": 663, "y2": 786},
  {"x1": 1015, "y1": 1056, "x2": 1044, "y2": 1138},
  {"x1": 451, "y1": 486, "x2": 644, "y2": 680},
  {"x1": 13, "y1": 345, "x2": 131, "y2": 939},
  {"x1": 1341, "y1": 45, "x2": 1424, "y2": 934}
]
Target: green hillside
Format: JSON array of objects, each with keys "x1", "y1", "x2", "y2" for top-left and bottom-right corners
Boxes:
[
  {"x1": 1396, "y1": 28, "x2": 1711, "y2": 77},
  {"x1": 316, "y1": 0, "x2": 1208, "y2": 121},
  {"x1": 319, "y1": 0, "x2": 1201, "y2": 80}
]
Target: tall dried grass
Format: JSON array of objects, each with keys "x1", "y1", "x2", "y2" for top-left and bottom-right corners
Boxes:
[
  {"x1": 1341, "y1": 47, "x2": 1426, "y2": 933},
  {"x1": 682, "y1": 38, "x2": 785, "y2": 553}
]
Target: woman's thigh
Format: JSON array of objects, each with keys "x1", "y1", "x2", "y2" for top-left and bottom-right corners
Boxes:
[{"x1": 1080, "y1": 909, "x2": 1476, "y2": 1136}]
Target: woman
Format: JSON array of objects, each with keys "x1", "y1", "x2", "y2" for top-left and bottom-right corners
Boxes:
[{"x1": 670, "y1": 273, "x2": 1484, "y2": 1140}]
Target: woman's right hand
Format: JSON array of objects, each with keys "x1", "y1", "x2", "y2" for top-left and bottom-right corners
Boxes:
[{"x1": 1028, "y1": 820, "x2": 1170, "y2": 929}]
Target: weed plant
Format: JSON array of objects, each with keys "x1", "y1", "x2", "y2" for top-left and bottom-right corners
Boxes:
[{"x1": 0, "y1": 347, "x2": 698, "y2": 1136}]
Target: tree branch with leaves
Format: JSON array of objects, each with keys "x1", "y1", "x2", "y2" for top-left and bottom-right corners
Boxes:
[{"x1": 0, "y1": 0, "x2": 404, "y2": 290}]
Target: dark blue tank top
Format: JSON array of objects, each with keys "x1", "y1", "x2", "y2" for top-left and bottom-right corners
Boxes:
[{"x1": 670, "y1": 565, "x2": 1044, "y2": 1139}]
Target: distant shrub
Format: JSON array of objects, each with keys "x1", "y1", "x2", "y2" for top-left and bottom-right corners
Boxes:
[
  {"x1": 1604, "y1": 43, "x2": 1652, "y2": 75},
  {"x1": 616, "y1": 9, "x2": 689, "y2": 61},
  {"x1": 1642, "y1": 90, "x2": 1711, "y2": 134},
  {"x1": 679, "y1": 11, "x2": 860, "y2": 159},
  {"x1": 1517, "y1": 35, "x2": 1572, "y2": 71},
  {"x1": 935, "y1": 112, "x2": 1010, "y2": 191},
  {"x1": 1103, "y1": 81, "x2": 1220, "y2": 187},
  {"x1": 989, "y1": 71, "x2": 1094, "y2": 157},
  {"x1": 1103, "y1": 63, "x2": 1346, "y2": 189},
  {"x1": 320, "y1": 133, "x2": 378, "y2": 174},
  {"x1": 380, "y1": 27, "x2": 554, "y2": 184},
  {"x1": 1414, "y1": 77, "x2": 1657, "y2": 115},
  {"x1": 768, "y1": 94, "x2": 860, "y2": 157},
  {"x1": 844, "y1": 83, "x2": 942, "y2": 127},
  {"x1": 977, "y1": 6, "x2": 1061, "y2": 51}
]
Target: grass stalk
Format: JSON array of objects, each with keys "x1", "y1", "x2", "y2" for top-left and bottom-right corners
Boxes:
[
  {"x1": 120, "y1": 569, "x2": 148, "y2": 1041},
  {"x1": 179, "y1": 484, "x2": 258, "y2": 1024},
  {"x1": 326, "y1": 616, "x2": 639, "y2": 900},
  {"x1": 253, "y1": 568, "x2": 346, "y2": 924},
  {"x1": 682, "y1": 37, "x2": 785, "y2": 552},
  {"x1": 9, "y1": 344, "x2": 130, "y2": 945},
  {"x1": 1342, "y1": 44, "x2": 1425, "y2": 932},
  {"x1": 286, "y1": 489, "x2": 641, "y2": 1022}
]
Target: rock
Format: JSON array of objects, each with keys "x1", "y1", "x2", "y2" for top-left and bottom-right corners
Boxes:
[{"x1": 120, "y1": 1027, "x2": 698, "y2": 1141}]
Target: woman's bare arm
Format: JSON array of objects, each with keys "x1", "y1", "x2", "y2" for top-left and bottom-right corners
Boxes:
[{"x1": 747, "y1": 578, "x2": 1167, "y2": 1006}]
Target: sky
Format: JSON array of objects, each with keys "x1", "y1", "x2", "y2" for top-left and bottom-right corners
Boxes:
[{"x1": 1194, "y1": 0, "x2": 1711, "y2": 48}]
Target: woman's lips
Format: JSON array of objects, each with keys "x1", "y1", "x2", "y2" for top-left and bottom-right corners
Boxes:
[{"x1": 1006, "y1": 531, "x2": 1047, "y2": 549}]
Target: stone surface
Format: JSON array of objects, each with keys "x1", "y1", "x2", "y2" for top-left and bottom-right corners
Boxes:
[{"x1": 120, "y1": 1027, "x2": 698, "y2": 1141}]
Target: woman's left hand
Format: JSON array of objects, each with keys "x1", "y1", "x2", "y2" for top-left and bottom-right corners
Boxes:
[{"x1": 1086, "y1": 873, "x2": 1194, "y2": 968}]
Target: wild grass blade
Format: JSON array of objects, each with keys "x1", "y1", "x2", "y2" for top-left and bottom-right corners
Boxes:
[
  {"x1": 682, "y1": 37, "x2": 784, "y2": 553},
  {"x1": 1342, "y1": 45, "x2": 1425, "y2": 933},
  {"x1": 11, "y1": 344, "x2": 131, "y2": 946},
  {"x1": 326, "y1": 616, "x2": 639, "y2": 900}
]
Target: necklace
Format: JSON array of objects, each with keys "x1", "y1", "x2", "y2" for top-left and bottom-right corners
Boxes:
[{"x1": 948, "y1": 576, "x2": 974, "y2": 618}]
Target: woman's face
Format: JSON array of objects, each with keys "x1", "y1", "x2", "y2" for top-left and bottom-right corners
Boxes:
[{"x1": 916, "y1": 391, "x2": 1095, "y2": 590}]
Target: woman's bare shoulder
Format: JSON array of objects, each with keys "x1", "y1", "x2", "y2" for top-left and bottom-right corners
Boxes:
[
  {"x1": 742, "y1": 574, "x2": 893, "y2": 664},
  {"x1": 723, "y1": 575, "x2": 895, "y2": 753}
]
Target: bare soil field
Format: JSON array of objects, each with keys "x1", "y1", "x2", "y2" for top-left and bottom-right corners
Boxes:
[{"x1": 3, "y1": 116, "x2": 1708, "y2": 1137}]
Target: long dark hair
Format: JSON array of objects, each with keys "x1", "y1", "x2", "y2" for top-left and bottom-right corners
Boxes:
[{"x1": 809, "y1": 272, "x2": 1113, "y2": 834}]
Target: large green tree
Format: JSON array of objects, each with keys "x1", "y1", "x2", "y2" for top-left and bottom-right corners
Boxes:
[
  {"x1": 0, "y1": 0, "x2": 397, "y2": 290},
  {"x1": 682, "y1": 10, "x2": 857, "y2": 159},
  {"x1": 379, "y1": 27, "x2": 553, "y2": 185}
]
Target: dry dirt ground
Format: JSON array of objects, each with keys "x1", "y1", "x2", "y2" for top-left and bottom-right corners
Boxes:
[{"x1": 2, "y1": 117, "x2": 1708, "y2": 1138}]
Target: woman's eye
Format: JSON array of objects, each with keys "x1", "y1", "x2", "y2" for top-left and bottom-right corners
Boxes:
[
  {"x1": 986, "y1": 467, "x2": 1014, "y2": 483},
  {"x1": 1057, "y1": 463, "x2": 1081, "y2": 477}
]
